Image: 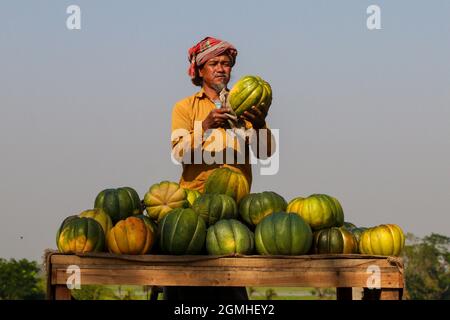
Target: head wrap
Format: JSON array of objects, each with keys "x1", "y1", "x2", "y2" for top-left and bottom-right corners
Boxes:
[{"x1": 188, "y1": 36, "x2": 238, "y2": 79}]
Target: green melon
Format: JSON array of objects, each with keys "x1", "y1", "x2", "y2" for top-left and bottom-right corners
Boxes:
[
  {"x1": 94, "y1": 187, "x2": 142, "y2": 223},
  {"x1": 255, "y1": 212, "x2": 312, "y2": 255},
  {"x1": 206, "y1": 219, "x2": 254, "y2": 255},
  {"x1": 158, "y1": 208, "x2": 206, "y2": 255},
  {"x1": 312, "y1": 227, "x2": 357, "y2": 254},
  {"x1": 287, "y1": 194, "x2": 344, "y2": 231},
  {"x1": 192, "y1": 193, "x2": 238, "y2": 226},
  {"x1": 57, "y1": 217, "x2": 105, "y2": 253},
  {"x1": 204, "y1": 167, "x2": 250, "y2": 204},
  {"x1": 229, "y1": 75, "x2": 272, "y2": 117},
  {"x1": 239, "y1": 191, "x2": 287, "y2": 227}
]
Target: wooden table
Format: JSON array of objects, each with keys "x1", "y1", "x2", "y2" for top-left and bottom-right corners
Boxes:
[{"x1": 45, "y1": 251, "x2": 404, "y2": 300}]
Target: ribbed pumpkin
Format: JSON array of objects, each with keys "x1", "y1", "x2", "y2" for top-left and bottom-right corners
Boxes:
[
  {"x1": 239, "y1": 191, "x2": 287, "y2": 227},
  {"x1": 94, "y1": 187, "x2": 142, "y2": 223},
  {"x1": 204, "y1": 167, "x2": 250, "y2": 204},
  {"x1": 107, "y1": 216, "x2": 154, "y2": 255},
  {"x1": 192, "y1": 194, "x2": 238, "y2": 226},
  {"x1": 56, "y1": 215, "x2": 79, "y2": 251},
  {"x1": 359, "y1": 224, "x2": 405, "y2": 256},
  {"x1": 341, "y1": 223, "x2": 368, "y2": 249},
  {"x1": 312, "y1": 227, "x2": 357, "y2": 254},
  {"x1": 229, "y1": 75, "x2": 272, "y2": 117},
  {"x1": 79, "y1": 208, "x2": 113, "y2": 237},
  {"x1": 135, "y1": 214, "x2": 158, "y2": 235},
  {"x1": 135, "y1": 214, "x2": 159, "y2": 253},
  {"x1": 343, "y1": 222, "x2": 357, "y2": 229},
  {"x1": 349, "y1": 227, "x2": 367, "y2": 246},
  {"x1": 158, "y1": 208, "x2": 206, "y2": 255},
  {"x1": 287, "y1": 194, "x2": 344, "y2": 231},
  {"x1": 143, "y1": 181, "x2": 189, "y2": 222},
  {"x1": 255, "y1": 212, "x2": 312, "y2": 255},
  {"x1": 185, "y1": 188, "x2": 201, "y2": 207},
  {"x1": 206, "y1": 219, "x2": 254, "y2": 255},
  {"x1": 57, "y1": 217, "x2": 105, "y2": 253}
]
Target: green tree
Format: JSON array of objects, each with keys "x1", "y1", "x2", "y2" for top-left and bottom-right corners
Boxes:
[
  {"x1": 403, "y1": 233, "x2": 450, "y2": 300},
  {"x1": 0, "y1": 258, "x2": 45, "y2": 300}
]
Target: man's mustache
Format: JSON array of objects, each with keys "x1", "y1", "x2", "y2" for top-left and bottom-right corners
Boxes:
[{"x1": 214, "y1": 73, "x2": 229, "y2": 78}]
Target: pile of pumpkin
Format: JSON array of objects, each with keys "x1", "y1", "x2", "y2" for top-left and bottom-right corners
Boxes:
[{"x1": 56, "y1": 167, "x2": 405, "y2": 257}]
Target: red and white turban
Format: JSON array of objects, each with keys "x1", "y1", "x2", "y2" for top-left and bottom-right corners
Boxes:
[{"x1": 188, "y1": 36, "x2": 238, "y2": 79}]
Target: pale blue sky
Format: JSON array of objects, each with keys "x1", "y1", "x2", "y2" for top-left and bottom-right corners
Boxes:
[{"x1": 1, "y1": 0, "x2": 449, "y2": 261}]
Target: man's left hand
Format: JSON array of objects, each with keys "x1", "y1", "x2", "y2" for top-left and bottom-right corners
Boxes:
[{"x1": 241, "y1": 105, "x2": 268, "y2": 129}]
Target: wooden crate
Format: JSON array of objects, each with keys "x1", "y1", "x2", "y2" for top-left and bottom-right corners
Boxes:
[{"x1": 45, "y1": 251, "x2": 404, "y2": 300}]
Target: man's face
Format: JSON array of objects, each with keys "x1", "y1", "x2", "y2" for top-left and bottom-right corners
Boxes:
[{"x1": 199, "y1": 54, "x2": 232, "y2": 91}]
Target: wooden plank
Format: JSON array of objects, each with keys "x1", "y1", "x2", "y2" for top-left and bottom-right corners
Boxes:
[
  {"x1": 52, "y1": 266, "x2": 402, "y2": 288},
  {"x1": 50, "y1": 255, "x2": 398, "y2": 270},
  {"x1": 54, "y1": 285, "x2": 72, "y2": 300},
  {"x1": 380, "y1": 288, "x2": 403, "y2": 300},
  {"x1": 47, "y1": 254, "x2": 404, "y2": 300}
]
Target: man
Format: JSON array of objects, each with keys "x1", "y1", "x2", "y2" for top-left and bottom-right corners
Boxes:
[
  {"x1": 171, "y1": 36, "x2": 274, "y2": 192},
  {"x1": 166, "y1": 37, "x2": 275, "y2": 301}
]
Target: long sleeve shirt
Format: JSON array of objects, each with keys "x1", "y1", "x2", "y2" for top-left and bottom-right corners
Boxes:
[{"x1": 171, "y1": 88, "x2": 274, "y2": 192}]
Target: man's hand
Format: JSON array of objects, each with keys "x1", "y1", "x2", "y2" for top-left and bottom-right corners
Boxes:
[
  {"x1": 202, "y1": 108, "x2": 234, "y2": 131},
  {"x1": 242, "y1": 105, "x2": 268, "y2": 129}
]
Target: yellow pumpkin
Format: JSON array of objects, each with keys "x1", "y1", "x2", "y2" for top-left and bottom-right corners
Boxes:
[
  {"x1": 79, "y1": 208, "x2": 113, "y2": 237},
  {"x1": 143, "y1": 181, "x2": 188, "y2": 221},
  {"x1": 359, "y1": 224, "x2": 405, "y2": 256},
  {"x1": 107, "y1": 216, "x2": 154, "y2": 254}
]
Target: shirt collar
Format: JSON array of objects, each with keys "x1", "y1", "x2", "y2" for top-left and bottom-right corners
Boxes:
[{"x1": 195, "y1": 88, "x2": 207, "y2": 99}]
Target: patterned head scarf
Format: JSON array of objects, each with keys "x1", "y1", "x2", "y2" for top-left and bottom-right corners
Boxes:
[{"x1": 188, "y1": 36, "x2": 238, "y2": 80}]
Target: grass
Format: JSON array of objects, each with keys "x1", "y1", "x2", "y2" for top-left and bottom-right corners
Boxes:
[{"x1": 71, "y1": 285, "x2": 336, "y2": 300}]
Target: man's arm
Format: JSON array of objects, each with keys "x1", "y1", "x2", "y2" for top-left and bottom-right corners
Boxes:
[{"x1": 171, "y1": 103, "x2": 237, "y2": 163}]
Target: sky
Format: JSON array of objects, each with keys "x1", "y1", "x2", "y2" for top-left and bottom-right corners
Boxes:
[{"x1": 0, "y1": 0, "x2": 449, "y2": 262}]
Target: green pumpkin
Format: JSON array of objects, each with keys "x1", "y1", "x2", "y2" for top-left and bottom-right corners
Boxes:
[
  {"x1": 79, "y1": 208, "x2": 113, "y2": 238},
  {"x1": 184, "y1": 188, "x2": 201, "y2": 207},
  {"x1": 359, "y1": 224, "x2": 405, "y2": 256},
  {"x1": 192, "y1": 194, "x2": 238, "y2": 226},
  {"x1": 343, "y1": 221, "x2": 357, "y2": 229},
  {"x1": 229, "y1": 75, "x2": 272, "y2": 117},
  {"x1": 158, "y1": 208, "x2": 206, "y2": 255},
  {"x1": 56, "y1": 215, "x2": 79, "y2": 252},
  {"x1": 286, "y1": 194, "x2": 344, "y2": 231},
  {"x1": 206, "y1": 219, "x2": 254, "y2": 255},
  {"x1": 143, "y1": 181, "x2": 189, "y2": 222},
  {"x1": 255, "y1": 212, "x2": 312, "y2": 255},
  {"x1": 57, "y1": 217, "x2": 105, "y2": 253},
  {"x1": 312, "y1": 227, "x2": 357, "y2": 254},
  {"x1": 94, "y1": 187, "x2": 142, "y2": 223},
  {"x1": 239, "y1": 191, "x2": 287, "y2": 227},
  {"x1": 349, "y1": 227, "x2": 367, "y2": 246},
  {"x1": 204, "y1": 167, "x2": 250, "y2": 204}
]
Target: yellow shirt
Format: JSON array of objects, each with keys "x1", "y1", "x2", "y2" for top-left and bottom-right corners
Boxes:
[{"x1": 171, "y1": 88, "x2": 272, "y2": 192}]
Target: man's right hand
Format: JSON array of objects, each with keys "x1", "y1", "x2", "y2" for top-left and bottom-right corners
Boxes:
[{"x1": 202, "y1": 108, "x2": 233, "y2": 131}]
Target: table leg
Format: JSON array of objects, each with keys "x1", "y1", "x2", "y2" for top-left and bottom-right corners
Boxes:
[
  {"x1": 54, "y1": 285, "x2": 72, "y2": 300},
  {"x1": 363, "y1": 288, "x2": 403, "y2": 300},
  {"x1": 336, "y1": 287, "x2": 353, "y2": 300}
]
